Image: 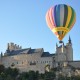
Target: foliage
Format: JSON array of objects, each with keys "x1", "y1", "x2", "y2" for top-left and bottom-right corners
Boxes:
[
  {"x1": 0, "y1": 65, "x2": 5, "y2": 74},
  {"x1": 0, "y1": 64, "x2": 80, "y2": 80}
]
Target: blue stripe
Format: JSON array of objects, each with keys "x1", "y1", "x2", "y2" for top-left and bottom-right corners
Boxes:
[{"x1": 56, "y1": 5, "x2": 60, "y2": 27}]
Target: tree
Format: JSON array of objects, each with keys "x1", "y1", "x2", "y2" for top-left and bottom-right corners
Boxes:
[
  {"x1": 0, "y1": 65, "x2": 5, "y2": 74},
  {"x1": 6, "y1": 75, "x2": 14, "y2": 80},
  {"x1": 5, "y1": 67, "x2": 19, "y2": 80},
  {"x1": 28, "y1": 70, "x2": 36, "y2": 80},
  {"x1": 44, "y1": 71, "x2": 56, "y2": 80},
  {"x1": 72, "y1": 75, "x2": 80, "y2": 80},
  {"x1": 35, "y1": 71, "x2": 39, "y2": 80},
  {"x1": 17, "y1": 72, "x2": 29, "y2": 80},
  {"x1": 0, "y1": 72, "x2": 6, "y2": 80},
  {"x1": 12, "y1": 68, "x2": 19, "y2": 78},
  {"x1": 39, "y1": 73, "x2": 45, "y2": 80}
]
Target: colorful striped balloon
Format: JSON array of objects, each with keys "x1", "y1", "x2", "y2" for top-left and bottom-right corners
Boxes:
[{"x1": 46, "y1": 4, "x2": 76, "y2": 41}]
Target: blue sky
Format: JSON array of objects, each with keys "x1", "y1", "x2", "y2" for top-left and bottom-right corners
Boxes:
[{"x1": 0, "y1": 0, "x2": 80, "y2": 60}]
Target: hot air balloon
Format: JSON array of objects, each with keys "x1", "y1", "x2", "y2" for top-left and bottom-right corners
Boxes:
[{"x1": 46, "y1": 4, "x2": 76, "y2": 43}]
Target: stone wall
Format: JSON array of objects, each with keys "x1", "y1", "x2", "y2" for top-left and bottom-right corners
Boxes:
[{"x1": 1, "y1": 54, "x2": 53, "y2": 73}]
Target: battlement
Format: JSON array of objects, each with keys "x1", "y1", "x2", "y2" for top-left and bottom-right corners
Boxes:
[{"x1": 7, "y1": 42, "x2": 22, "y2": 51}]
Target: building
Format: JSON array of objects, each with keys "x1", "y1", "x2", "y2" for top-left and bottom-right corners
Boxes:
[
  {"x1": 0, "y1": 36, "x2": 80, "y2": 75},
  {"x1": 0, "y1": 43, "x2": 54, "y2": 73}
]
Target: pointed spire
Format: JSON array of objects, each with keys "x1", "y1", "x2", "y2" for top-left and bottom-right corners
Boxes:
[{"x1": 68, "y1": 36, "x2": 71, "y2": 44}]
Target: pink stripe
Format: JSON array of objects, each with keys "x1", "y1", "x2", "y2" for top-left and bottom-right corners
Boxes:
[
  {"x1": 49, "y1": 8, "x2": 55, "y2": 28},
  {"x1": 48, "y1": 9, "x2": 53, "y2": 29},
  {"x1": 46, "y1": 10, "x2": 53, "y2": 29}
]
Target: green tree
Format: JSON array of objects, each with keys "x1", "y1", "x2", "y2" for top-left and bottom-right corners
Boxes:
[
  {"x1": 72, "y1": 75, "x2": 80, "y2": 80},
  {"x1": 17, "y1": 72, "x2": 29, "y2": 80},
  {"x1": 12, "y1": 68, "x2": 19, "y2": 78},
  {"x1": 35, "y1": 71, "x2": 39, "y2": 80},
  {"x1": 28, "y1": 70, "x2": 36, "y2": 80},
  {"x1": 0, "y1": 65, "x2": 5, "y2": 74},
  {"x1": 44, "y1": 71, "x2": 56, "y2": 80},
  {"x1": 5, "y1": 67, "x2": 19, "y2": 80},
  {"x1": 39, "y1": 73, "x2": 45, "y2": 80},
  {"x1": 6, "y1": 75, "x2": 14, "y2": 80}
]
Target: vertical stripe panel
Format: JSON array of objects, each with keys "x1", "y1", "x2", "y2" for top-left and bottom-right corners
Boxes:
[
  {"x1": 49, "y1": 8, "x2": 55, "y2": 28},
  {"x1": 52, "y1": 7, "x2": 56, "y2": 27},
  {"x1": 54, "y1": 5, "x2": 61, "y2": 35},
  {"x1": 63, "y1": 6, "x2": 72, "y2": 36},
  {"x1": 65, "y1": 6, "x2": 72, "y2": 28},
  {"x1": 70, "y1": 12, "x2": 76, "y2": 30},
  {"x1": 67, "y1": 7, "x2": 75, "y2": 28},
  {"x1": 55, "y1": 5, "x2": 60, "y2": 26},
  {"x1": 60, "y1": 4, "x2": 64, "y2": 26},
  {"x1": 54, "y1": 5, "x2": 57, "y2": 26},
  {"x1": 63, "y1": 5, "x2": 68, "y2": 27},
  {"x1": 46, "y1": 11, "x2": 53, "y2": 29}
]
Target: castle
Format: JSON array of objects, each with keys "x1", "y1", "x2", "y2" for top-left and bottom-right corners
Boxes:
[{"x1": 0, "y1": 36, "x2": 80, "y2": 76}]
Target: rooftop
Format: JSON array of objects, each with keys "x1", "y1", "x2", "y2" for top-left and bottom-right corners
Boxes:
[{"x1": 4, "y1": 48, "x2": 54, "y2": 57}]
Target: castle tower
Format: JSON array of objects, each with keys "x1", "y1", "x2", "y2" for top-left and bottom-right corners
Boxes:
[
  {"x1": 55, "y1": 42, "x2": 67, "y2": 62},
  {"x1": 7, "y1": 43, "x2": 22, "y2": 51},
  {"x1": 66, "y1": 36, "x2": 73, "y2": 61},
  {"x1": 7, "y1": 43, "x2": 9, "y2": 50}
]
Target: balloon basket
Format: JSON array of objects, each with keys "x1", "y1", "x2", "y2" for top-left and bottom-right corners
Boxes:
[{"x1": 59, "y1": 41, "x2": 63, "y2": 43}]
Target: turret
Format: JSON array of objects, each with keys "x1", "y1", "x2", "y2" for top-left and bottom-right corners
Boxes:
[
  {"x1": 66, "y1": 36, "x2": 73, "y2": 61},
  {"x1": 7, "y1": 42, "x2": 22, "y2": 51}
]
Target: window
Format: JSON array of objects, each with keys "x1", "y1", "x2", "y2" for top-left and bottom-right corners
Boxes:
[
  {"x1": 22, "y1": 61, "x2": 23, "y2": 64},
  {"x1": 47, "y1": 61, "x2": 48, "y2": 63},
  {"x1": 17, "y1": 62, "x2": 18, "y2": 64},
  {"x1": 30, "y1": 61, "x2": 36, "y2": 65},
  {"x1": 54, "y1": 60, "x2": 55, "y2": 62},
  {"x1": 11, "y1": 63, "x2": 15, "y2": 67}
]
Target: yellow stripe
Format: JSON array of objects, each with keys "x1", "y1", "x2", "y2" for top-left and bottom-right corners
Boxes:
[
  {"x1": 65, "y1": 6, "x2": 72, "y2": 27},
  {"x1": 70, "y1": 13, "x2": 76, "y2": 30},
  {"x1": 63, "y1": 6, "x2": 72, "y2": 35},
  {"x1": 52, "y1": 27, "x2": 69, "y2": 40},
  {"x1": 52, "y1": 27, "x2": 69, "y2": 33}
]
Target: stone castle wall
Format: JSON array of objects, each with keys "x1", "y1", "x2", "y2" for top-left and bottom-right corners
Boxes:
[{"x1": 2, "y1": 54, "x2": 53, "y2": 73}]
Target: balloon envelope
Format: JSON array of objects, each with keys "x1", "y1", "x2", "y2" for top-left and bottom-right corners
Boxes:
[{"x1": 46, "y1": 4, "x2": 76, "y2": 41}]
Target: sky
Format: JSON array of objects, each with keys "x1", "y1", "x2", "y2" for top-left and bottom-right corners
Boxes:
[{"x1": 0, "y1": 0, "x2": 80, "y2": 60}]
